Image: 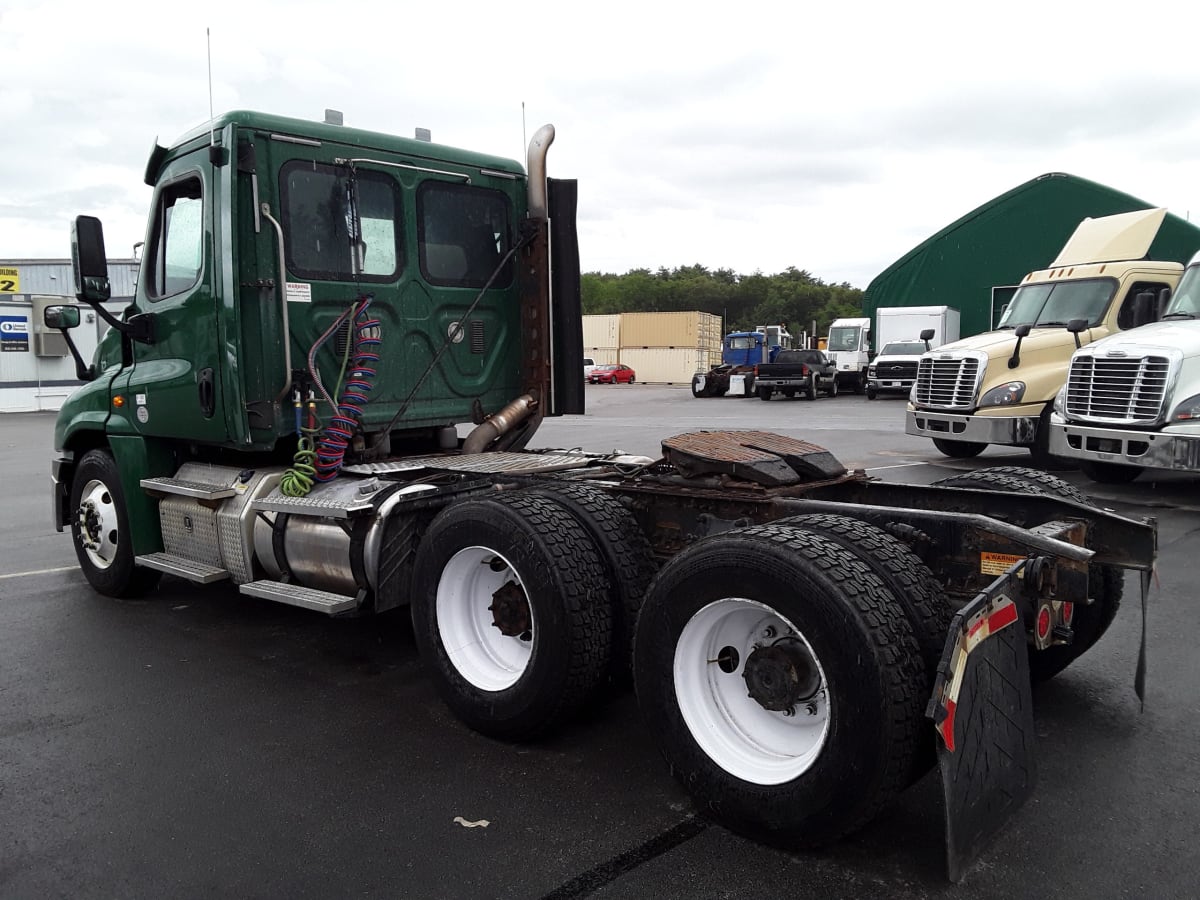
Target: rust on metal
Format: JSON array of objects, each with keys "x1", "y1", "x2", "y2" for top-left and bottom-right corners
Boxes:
[{"x1": 661, "y1": 431, "x2": 847, "y2": 487}]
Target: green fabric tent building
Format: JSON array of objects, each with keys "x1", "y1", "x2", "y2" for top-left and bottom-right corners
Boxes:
[{"x1": 863, "y1": 173, "x2": 1200, "y2": 338}]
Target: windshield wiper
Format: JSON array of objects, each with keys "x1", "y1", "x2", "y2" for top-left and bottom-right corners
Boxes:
[
  {"x1": 1037, "y1": 321, "x2": 1070, "y2": 327},
  {"x1": 1160, "y1": 311, "x2": 1197, "y2": 320}
]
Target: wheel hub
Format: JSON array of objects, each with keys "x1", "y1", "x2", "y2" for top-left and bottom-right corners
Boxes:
[
  {"x1": 79, "y1": 500, "x2": 103, "y2": 548},
  {"x1": 488, "y1": 580, "x2": 531, "y2": 638},
  {"x1": 742, "y1": 638, "x2": 821, "y2": 713}
]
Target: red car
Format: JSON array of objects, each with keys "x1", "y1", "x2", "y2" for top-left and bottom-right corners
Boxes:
[{"x1": 588, "y1": 364, "x2": 636, "y2": 384}]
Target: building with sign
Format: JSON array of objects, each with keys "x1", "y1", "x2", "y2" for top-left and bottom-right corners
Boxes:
[{"x1": 0, "y1": 258, "x2": 138, "y2": 412}]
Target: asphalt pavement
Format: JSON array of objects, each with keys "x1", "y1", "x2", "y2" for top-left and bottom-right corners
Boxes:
[{"x1": 2, "y1": 389, "x2": 1198, "y2": 899}]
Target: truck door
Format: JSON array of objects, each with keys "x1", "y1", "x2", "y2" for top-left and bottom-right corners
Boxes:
[{"x1": 118, "y1": 155, "x2": 228, "y2": 443}]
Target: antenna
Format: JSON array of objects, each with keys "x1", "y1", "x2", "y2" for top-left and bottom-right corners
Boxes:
[{"x1": 207, "y1": 28, "x2": 215, "y2": 147}]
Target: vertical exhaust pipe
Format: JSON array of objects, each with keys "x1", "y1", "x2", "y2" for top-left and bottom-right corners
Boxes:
[{"x1": 526, "y1": 125, "x2": 555, "y2": 219}]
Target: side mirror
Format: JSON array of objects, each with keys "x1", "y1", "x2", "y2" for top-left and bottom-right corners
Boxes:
[
  {"x1": 919, "y1": 327, "x2": 935, "y2": 350},
  {"x1": 1132, "y1": 290, "x2": 1158, "y2": 328},
  {"x1": 71, "y1": 215, "x2": 110, "y2": 303},
  {"x1": 44, "y1": 305, "x2": 81, "y2": 330},
  {"x1": 1067, "y1": 318, "x2": 1088, "y2": 349},
  {"x1": 1158, "y1": 287, "x2": 1172, "y2": 319},
  {"x1": 1008, "y1": 323, "x2": 1032, "y2": 369}
]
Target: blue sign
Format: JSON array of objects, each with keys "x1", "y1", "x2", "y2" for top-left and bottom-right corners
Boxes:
[{"x1": 0, "y1": 314, "x2": 30, "y2": 352}]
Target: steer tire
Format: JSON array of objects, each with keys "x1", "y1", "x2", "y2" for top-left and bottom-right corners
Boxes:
[
  {"x1": 934, "y1": 467, "x2": 1123, "y2": 681},
  {"x1": 633, "y1": 524, "x2": 926, "y2": 847},
  {"x1": 411, "y1": 493, "x2": 613, "y2": 740},
  {"x1": 522, "y1": 481, "x2": 658, "y2": 684},
  {"x1": 1080, "y1": 460, "x2": 1143, "y2": 484},
  {"x1": 69, "y1": 449, "x2": 161, "y2": 598},
  {"x1": 932, "y1": 438, "x2": 987, "y2": 459}
]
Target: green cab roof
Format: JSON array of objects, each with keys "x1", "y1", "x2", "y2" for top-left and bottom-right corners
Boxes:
[{"x1": 149, "y1": 109, "x2": 527, "y2": 184}]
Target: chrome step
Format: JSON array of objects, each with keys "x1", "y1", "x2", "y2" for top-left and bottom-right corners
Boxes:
[
  {"x1": 141, "y1": 476, "x2": 238, "y2": 501},
  {"x1": 250, "y1": 494, "x2": 374, "y2": 519},
  {"x1": 239, "y1": 580, "x2": 358, "y2": 615},
  {"x1": 136, "y1": 552, "x2": 230, "y2": 583},
  {"x1": 342, "y1": 450, "x2": 594, "y2": 476}
]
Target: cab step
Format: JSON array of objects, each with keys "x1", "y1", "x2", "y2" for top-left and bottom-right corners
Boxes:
[
  {"x1": 136, "y1": 552, "x2": 230, "y2": 583},
  {"x1": 239, "y1": 580, "x2": 358, "y2": 615},
  {"x1": 140, "y1": 476, "x2": 239, "y2": 501}
]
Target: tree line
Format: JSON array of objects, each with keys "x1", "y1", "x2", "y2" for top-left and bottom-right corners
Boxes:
[{"x1": 581, "y1": 264, "x2": 864, "y2": 340}]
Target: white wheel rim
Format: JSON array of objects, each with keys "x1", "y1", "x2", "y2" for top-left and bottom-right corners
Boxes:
[
  {"x1": 674, "y1": 598, "x2": 830, "y2": 784},
  {"x1": 76, "y1": 478, "x2": 119, "y2": 570},
  {"x1": 436, "y1": 546, "x2": 533, "y2": 692}
]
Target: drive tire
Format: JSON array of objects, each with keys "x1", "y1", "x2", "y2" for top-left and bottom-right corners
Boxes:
[
  {"x1": 757, "y1": 386, "x2": 773, "y2": 401},
  {"x1": 522, "y1": 482, "x2": 658, "y2": 684},
  {"x1": 934, "y1": 466, "x2": 1123, "y2": 681},
  {"x1": 825, "y1": 377, "x2": 838, "y2": 398},
  {"x1": 69, "y1": 449, "x2": 161, "y2": 598},
  {"x1": 411, "y1": 493, "x2": 613, "y2": 740},
  {"x1": 634, "y1": 524, "x2": 925, "y2": 846},
  {"x1": 803, "y1": 376, "x2": 817, "y2": 401},
  {"x1": 932, "y1": 438, "x2": 987, "y2": 458}
]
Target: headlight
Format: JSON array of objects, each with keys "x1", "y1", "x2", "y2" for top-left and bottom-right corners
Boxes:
[
  {"x1": 979, "y1": 381, "x2": 1026, "y2": 406},
  {"x1": 1170, "y1": 394, "x2": 1200, "y2": 421},
  {"x1": 867, "y1": 366, "x2": 877, "y2": 377},
  {"x1": 1052, "y1": 384, "x2": 1067, "y2": 415}
]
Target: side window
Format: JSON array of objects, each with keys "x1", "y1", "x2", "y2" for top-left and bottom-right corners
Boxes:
[
  {"x1": 280, "y1": 161, "x2": 401, "y2": 282},
  {"x1": 1117, "y1": 281, "x2": 1171, "y2": 329},
  {"x1": 145, "y1": 177, "x2": 203, "y2": 301},
  {"x1": 418, "y1": 182, "x2": 512, "y2": 288}
]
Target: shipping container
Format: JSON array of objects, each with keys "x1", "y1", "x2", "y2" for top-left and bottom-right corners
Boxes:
[
  {"x1": 620, "y1": 347, "x2": 712, "y2": 384},
  {"x1": 619, "y1": 311, "x2": 722, "y2": 350},
  {"x1": 583, "y1": 347, "x2": 620, "y2": 366},
  {"x1": 582, "y1": 314, "x2": 621, "y2": 349}
]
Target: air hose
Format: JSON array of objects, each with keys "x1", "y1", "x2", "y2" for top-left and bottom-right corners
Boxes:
[{"x1": 280, "y1": 294, "x2": 380, "y2": 495}]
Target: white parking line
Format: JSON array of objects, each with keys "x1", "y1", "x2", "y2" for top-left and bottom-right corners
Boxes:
[
  {"x1": 864, "y1": 462, "x2": 928, "y2": 472},
  {"x1": 0, "y1": 565, "x2": 80, "y2": 580}
]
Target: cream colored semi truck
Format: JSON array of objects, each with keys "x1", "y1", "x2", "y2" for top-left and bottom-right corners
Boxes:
[{"x1": 906, "y1": 208, "x2": 1183, "y2": 461}]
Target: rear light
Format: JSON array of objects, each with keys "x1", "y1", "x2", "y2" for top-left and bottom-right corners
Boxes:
[
  {"x1": 1036, "y1": 606, "x2": 1051, "y2": 641},
  {"x1": 801, "y1": 365, "x2": 809, "y2": 376},
  {"x1": 1061, "y1": 601, "x2": 1074, "y2": 626},
  {"x1": 753, "y1": 365, "x2": 759, "y2": 376}
]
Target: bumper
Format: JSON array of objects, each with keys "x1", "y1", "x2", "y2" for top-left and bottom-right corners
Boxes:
[
  {"x1": 51, "y1": 456, "x2": 73, "y2": 532},
  {"x1": 868, "y1": 377, "x2": 914, "y2": 394},
  {"x1": 1049, "y1": 412, "x2": 1200, "y2": 471},
  {"x1": 906, "y1": 409, "x2": 1039, "y2": 446}
]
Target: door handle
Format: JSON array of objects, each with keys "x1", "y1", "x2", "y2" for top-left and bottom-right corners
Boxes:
[{"x1": 198, "y1": 367, "x2": 215, "y2": 418}]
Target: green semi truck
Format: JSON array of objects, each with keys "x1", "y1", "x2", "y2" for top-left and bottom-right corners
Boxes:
[{"x1": 45, "y1": 110, "x2": 1155, "y2": 879}]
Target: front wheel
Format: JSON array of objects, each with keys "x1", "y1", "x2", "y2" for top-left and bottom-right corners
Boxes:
[
  {"x1": 866, "y1": 385, "x2": 877, "y2": 400},
  {"x1": 634, "y1": 525, "x2": 925, "y2": 845},
  {"x1": 411, "y1": 494, "x2": 613, "y2": 739},
  {"x1": 1080, "y1": 460, "x2": 1142, "y2": 484},
  {"x1": 932, "y1": 437, "x2": 987, "y2": 458},
  {"x1": 69, "y1": 449, "x2": 161, "y2": 598}
]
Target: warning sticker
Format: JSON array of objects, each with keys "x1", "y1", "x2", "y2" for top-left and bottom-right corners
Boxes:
[
  {"x1": 286, "y1": 282, "x2": 312, "y2": 303},
  {"x1": 981, "y1": 551, "x2": 1025, "y2": 576}
]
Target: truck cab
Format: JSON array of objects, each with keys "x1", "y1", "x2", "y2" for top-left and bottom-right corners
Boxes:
[
  {"x1": 825, "y1": 317, "x2": 871, "y2": 392},
  {"x1": 906, "y1": 208, "x2": 1182, "y2": 461},
  {"x1": 1049, "y1": 249, "x2": 1200, "y2": 482}
]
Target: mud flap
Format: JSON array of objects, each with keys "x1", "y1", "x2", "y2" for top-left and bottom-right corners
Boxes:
[{"x1": 926, "y1": 575, "x2": 1036, "y2": 882}]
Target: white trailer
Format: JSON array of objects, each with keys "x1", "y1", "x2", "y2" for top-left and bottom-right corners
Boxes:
[{"x1": 875, "y1": 305, "x2": 961, "y2": 349}]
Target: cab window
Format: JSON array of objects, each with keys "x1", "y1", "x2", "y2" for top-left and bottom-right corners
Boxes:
[
  {"x1": 418, "y1": 182, "x2": 512, "y2": 288},
  {"x1": 280, "y1": 161, "x2": 401, "y2": 282},
  {"x1": 145, "y1": 177, "x2": 203, "y2": 301}
]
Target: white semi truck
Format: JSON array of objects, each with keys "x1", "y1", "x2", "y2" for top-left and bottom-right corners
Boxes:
[{"x1": 1049, "y1": 250, "x2": 1200, "y2": 482}]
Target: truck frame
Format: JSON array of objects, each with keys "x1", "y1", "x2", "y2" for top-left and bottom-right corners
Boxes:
[{"x1": 46, "y1": 110, "x2": 1155, "y2": 880}]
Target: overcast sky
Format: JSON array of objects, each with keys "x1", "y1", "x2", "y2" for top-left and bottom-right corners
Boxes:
[{"x1": 4, "y1": 0, "x2": 1200, "y2": 289}]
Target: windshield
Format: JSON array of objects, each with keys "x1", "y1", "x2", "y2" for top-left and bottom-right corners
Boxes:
[
  {"x1": 1163, "y1": 264, "x2": 1200, "y2": 318},
  {"x1": 996, "y1": 278, "x2": 1115, "y2": 328},
  {"x1": 727, "y1": 336, "x2": 757, "y2": 350},
  {"x1": 880, "y1": 342, "x2": 927, "y2": 355},
  {"x1": 827, "y1": 326, "x2": 861, "y2": 351}
]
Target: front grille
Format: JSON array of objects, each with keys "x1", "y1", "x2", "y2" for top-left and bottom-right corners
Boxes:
[
  {"x1": 913, "y1": 357, "x2": 981, "y2": 409},
  {"x1": 1064, "y1": 353, "x2": 1172, "y2": 424},
  {"x1": 875, "y1": 361, "x2": 918, "y2": 379}
]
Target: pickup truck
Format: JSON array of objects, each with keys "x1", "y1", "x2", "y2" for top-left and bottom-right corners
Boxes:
[
  {"x1": 866, "y1": 340, "x2": 928, "y2": 399},
  {"x1": 754, "y1": 349, "x2": 838, "y2": 400}
]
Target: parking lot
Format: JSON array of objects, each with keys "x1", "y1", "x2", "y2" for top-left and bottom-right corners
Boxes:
[{"x1": 2, "y1": 386, "x2": 1198, "y2": 899}]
